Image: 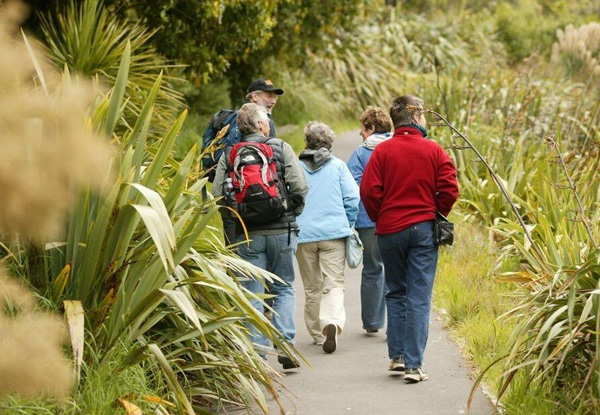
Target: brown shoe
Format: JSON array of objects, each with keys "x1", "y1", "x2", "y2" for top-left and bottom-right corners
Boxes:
[{"x1": 322, "y1": 324, "x2": 337, "y2": 353}]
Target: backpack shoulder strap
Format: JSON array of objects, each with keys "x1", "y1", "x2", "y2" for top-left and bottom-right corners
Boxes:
[
  {"x1": 224, "y1": 145, "x2": 235, "y2": 172},
  {"x1": 261, "y1": 138, "x2": 287, "y2": 186},
  {"x1": 262, "y1": 137, "x2": 283, "y2": 146}
]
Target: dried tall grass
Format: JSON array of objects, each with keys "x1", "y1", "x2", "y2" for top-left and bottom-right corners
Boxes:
[
  {"x1": 552, "y1": 22, "x2": 600, "y2": 78},
  {"x1": 0, "y1": 0, "x2": 112, "y2": 241},
  {"x1": 0, "y1": 269, "x2": 73, "y2": 399}
]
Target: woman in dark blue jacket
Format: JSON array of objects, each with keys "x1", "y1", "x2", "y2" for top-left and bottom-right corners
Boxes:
[{"x1": 346, "y1": 107, "x2": 392, "y2": 335}]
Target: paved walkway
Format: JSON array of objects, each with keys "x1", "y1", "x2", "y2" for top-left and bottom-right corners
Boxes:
[{"x1": 253, "y1": 130, "x2": 497, "y2": 415}]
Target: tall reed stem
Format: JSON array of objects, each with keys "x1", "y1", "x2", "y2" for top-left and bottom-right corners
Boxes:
[
  {"x1": 545, "y1": 136, "x2": 598, "y2": 249},
  {"x1": 426, "y1": 109, "x2": 548, "y2": 265}
]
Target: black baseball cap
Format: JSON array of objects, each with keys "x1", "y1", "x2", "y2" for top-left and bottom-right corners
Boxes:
[{"x1": 247, "y1": 78, "x2": 284, "y2": 95}]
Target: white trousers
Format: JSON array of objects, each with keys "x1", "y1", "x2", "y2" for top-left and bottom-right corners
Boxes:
[{"x1": 296, "y1": 238, "x2": 346, "y2": 343}]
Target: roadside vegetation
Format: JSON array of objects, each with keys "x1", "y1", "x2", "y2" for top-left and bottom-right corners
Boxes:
[{"x1": 0, "y1": 0, "x2": 599, "y2": 414}]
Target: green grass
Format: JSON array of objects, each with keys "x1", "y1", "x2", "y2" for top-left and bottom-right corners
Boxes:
[{"x1": 433, "y1": 215, "x2": 578, "y2": 414}]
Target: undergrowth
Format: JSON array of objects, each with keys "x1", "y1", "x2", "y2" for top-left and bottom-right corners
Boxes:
[{"x1": 433, "y1": 216, "x2": 589, "y2": 415}]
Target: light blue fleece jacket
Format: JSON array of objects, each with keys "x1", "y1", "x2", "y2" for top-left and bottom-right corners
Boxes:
[
  {"x1": 346, "y1": 132, "x2": 392, "y2": 229},
  {"x1": 297, "y1": 148, "x2": 360, "y2": 243}
]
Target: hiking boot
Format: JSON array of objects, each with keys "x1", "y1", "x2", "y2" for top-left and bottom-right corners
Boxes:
[
  {"x1": 277, "y1": 354, "x2": 300, "y2": 370},
  {"x1": 322, "y1": 324, "x2": 337, "y2": 354},
  {"x1": 404, "y1": 368, "x2": 429, "y2": 383},
  {"x1": 388, "y1": 357, "x2": 405, "y2": 372}
]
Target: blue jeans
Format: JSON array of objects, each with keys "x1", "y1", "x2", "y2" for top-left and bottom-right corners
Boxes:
[
  {"x1": 357, "y1": 227, "x2": 386, "y2": 330},
  {"x1": 235, "y1": 232, "x2": 297, "y2": 352},
  {"x1": 378, "y1": 221, "x2": 438, "y2": 369}
]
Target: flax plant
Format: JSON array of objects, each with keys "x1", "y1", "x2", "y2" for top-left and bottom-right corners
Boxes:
[
  {"x1": 427, "y1": 108, "x2": 600, "y2": 412},
  {"x1": 38, "y1": 0, "x2": 185, "y2": 134},
  {"x1": 39, "y1": 50, "x2": 295, "y2": 414},
  {"x1": 1, "y1": 4, "x2": 298, "y2": 412}
]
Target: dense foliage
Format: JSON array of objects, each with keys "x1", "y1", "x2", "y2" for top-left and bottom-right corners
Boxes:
[
  {"x1": 38, "y1": 0, "x2": 184, "y2": 132},
  {"x1": 0, "y1": 4, "x2": 298, "y2": 413}
]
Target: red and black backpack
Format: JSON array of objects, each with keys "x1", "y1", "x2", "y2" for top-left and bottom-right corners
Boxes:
[{"x1": 223, "y1": 141, "x2": 288, "y2": 225}]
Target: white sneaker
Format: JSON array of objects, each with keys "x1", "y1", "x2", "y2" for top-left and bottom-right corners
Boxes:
[
  {"x1": 388, "y1": 357, "x2": 405, "y2": 372},
  {"x1": 322, "y1": 324, "x2": 337, "y2": 353},
  {"x1": 404, "y1": 368, "x2": 429, "y2": 383}
]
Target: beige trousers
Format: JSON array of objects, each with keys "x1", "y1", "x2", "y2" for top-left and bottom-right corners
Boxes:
[{"x1": 296, "y1": 238, "x2": 346, "y2": 343}]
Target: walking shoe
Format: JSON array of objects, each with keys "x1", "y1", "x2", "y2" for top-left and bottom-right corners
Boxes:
[
  {"x1": 388, "y1": 357, "x2": 405, "y2": 372},
  {"x1": 322, "y1": 324, "x2": 337, "y2": 354},
  {"x1": 277, "y1": 354, "x2": 300, "y2": 370},
  {"x1": 263, "y1": 309, "x2": 274, "y2": 322},
  {"x1": 404, "y1": 368, "x2": 429, "y2": 383},
  {"x1": 366, "y1": 328, "x2": 379, "y2": 334}
]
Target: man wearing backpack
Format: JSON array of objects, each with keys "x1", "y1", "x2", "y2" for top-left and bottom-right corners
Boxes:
[
  {"x1": 201, "y1": 78, "x2": 283, "y2": 181},
  {"x1": 212, "y1": 103, "x2": 308, "y2": 369},
  {"x1": 245, "y1": 78, "x2": 282, "y2": 137}
]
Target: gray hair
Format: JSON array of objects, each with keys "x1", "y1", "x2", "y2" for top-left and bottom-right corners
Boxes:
[
  {"x1": 237, "y1": 103, "x2": 269, "y2": 135},
  {"x1": 245, "y1": 90, "x2": 261, "y2": 102},
  {"x1": 303, "y1": 121, "x2": 335, "y2": 150},
  {"x1": 389, "y1": 95, "x2": 424, "y2": 128}
]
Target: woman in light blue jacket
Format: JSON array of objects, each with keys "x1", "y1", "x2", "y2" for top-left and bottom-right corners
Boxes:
[
  {"x1": 346, "y1": 107, "x2": 392, "y2": 335},
  {"x1": 296, "y1": 121, "x2": 360, "y2": 354}
]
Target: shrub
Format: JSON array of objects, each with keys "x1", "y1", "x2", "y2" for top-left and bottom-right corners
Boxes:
[
  {"x1": 495, "y1": 1, "x2": 559, "y2": 61},
  {"x1": 38, "y1": 0, "x2": 185, "y2": 134}
]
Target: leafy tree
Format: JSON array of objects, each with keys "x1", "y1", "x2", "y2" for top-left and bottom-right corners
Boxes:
[
  {"x1": 19, "y1": 0, "x2": 363, "y2": 90},
  {"x1": 112, "y1": 0, "x2": 280, "y2": 84},
  {"x1": 226, "y1": 0, "x2": 363, "y2": 102}
]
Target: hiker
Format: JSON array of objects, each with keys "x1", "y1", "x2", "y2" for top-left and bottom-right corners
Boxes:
[
  {"x1": 296, "y1": 121, "x2": 360, "y2": 353},
  {"x1": 246, "y1": 78, "x2": 283, "y2": 137},
  {"x1": 201, "y1": 78, "x2": 283, "y2": 182},
  {"x1": 245, "y1": 78, "x2": 284, "y2": 319},
  {"x1": 360, "y1": 95, "x2": 458, "y2": 382},
  {"x1": 212, "y1": 103, "x2": 308, "y2": 369},
  {"x1": 346, "y1": 106, "x2": 393, "y2": 334}
]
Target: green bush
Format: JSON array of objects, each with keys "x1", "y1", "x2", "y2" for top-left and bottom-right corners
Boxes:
[{"x1": 495, "y1": 1, "x2": 566, "y2": 61}]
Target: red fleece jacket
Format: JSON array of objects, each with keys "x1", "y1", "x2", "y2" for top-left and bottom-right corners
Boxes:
[{"x1": 360, "y1": 126, "x2": 459, "y2": 235}]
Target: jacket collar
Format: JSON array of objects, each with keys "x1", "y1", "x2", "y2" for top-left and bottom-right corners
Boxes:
[
  {"x1": 394, "y1": 124, "x2": 428, "y2": 138},
  {"x1": 242, "y1": 132, "x2": 267, "y2": 142}
]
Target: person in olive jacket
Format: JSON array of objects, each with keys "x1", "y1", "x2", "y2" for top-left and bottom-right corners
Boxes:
[{"x1": 213, "y1": 103, "x2": 308, "y2": 370}]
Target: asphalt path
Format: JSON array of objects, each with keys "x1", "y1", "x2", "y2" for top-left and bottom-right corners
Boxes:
[{"x1": 238, "y1": 129, "x2": 498, "y2": 415}]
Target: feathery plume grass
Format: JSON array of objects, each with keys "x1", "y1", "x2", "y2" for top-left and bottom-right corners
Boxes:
[
  {"x1": 552, "y1": 22, "x2": 600, "y2": 78},
  {"x1": 0, "y1": 269, "x2": 73, "y2": 399},
  {"x1": 0, "y1": 0, "x2": 112, "y2": 241}
]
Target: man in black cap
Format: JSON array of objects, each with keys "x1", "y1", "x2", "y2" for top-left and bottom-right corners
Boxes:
[{"x1": 246, "y1": 78, "x2": 284, "y2": 137}]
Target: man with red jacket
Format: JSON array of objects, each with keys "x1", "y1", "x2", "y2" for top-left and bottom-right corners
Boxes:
[{"x1": 360, "y1": 95, "x2": 458, "y2": 383}]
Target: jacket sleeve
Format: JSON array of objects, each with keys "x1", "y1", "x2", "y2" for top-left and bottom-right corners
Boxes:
[
  {"x1": 435, "y1": 148, "x2": 459, "y2": 216},
  {"x1": 212, "y1": 155, "x2": 227, "y2": 198},
  {"x1": 360, "y1": 148, "x2": 384, "y2": 222},
  {"x1": 347, "y1": 149, "x2": 363, "y2": 186},
  {"x1": 339, "y1": 162, "x2": 360, "y2": 227},
  {"x1": 282, "y1": 142, "x2": 309, "y2": 215}
]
